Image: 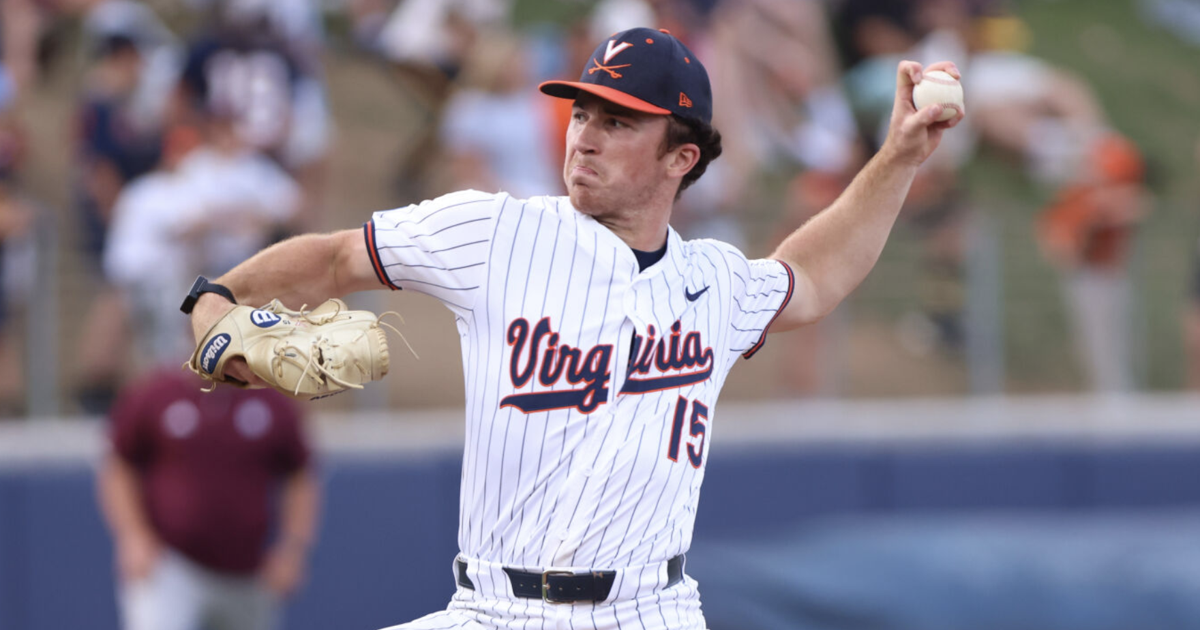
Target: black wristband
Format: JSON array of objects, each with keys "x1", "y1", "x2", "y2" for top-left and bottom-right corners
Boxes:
[{"x1": 180, "y1": 276, "x2": 237, "y2": 314}]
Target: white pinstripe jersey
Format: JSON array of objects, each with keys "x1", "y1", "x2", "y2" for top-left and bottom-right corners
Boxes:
[{"x1": 365, "y1": 190, "x2": 794, "y2": 573}]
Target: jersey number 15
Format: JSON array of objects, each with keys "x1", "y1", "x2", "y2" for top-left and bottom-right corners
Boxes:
[{"x1": 667, "y1": 396, "x2": 707, "y2": 468}]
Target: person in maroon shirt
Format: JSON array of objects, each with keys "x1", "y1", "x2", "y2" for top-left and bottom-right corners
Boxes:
[{"x1": 97, "y1": 367, "x2": 320, "y2": 630}]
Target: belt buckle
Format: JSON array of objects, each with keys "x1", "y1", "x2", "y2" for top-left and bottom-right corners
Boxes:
[{"x1": 541, "y1": 570, "x2": 575, "y2": 604}]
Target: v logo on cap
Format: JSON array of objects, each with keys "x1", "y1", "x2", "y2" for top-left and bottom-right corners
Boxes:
[
  {"x1": 603, "y1": 40, "x2": 632, "y2": 63},
  {"x1": 538, "y1": 27, "x2": 713, "y2": 125}
]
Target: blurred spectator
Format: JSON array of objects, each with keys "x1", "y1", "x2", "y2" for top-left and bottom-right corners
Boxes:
[
  {"x1": 898, "y1": 0, "x2": 978, "y2": 357},
  {"x1": 433, "y1": 31, "x2": 560, "y2": 198},
  {"x1": 344, "y1": 0, "x2": 394, "y2": 51},
  {"x1": 588, "y1": 0, "x2": 657, "y2": 41},
  {"x1": 711, "y1": 0, "x2": 858, "y2": 189},
  {"x1": 964, "y1": 20, "x2": 1106, "y2": 187},
  {"x1": 219, "y1": 0, "x2": 331, "y2": 180},
  {"x1": 186, "y1": 0, "x2": 328, "y2": 59},
  {"x1": 1140, "y1": 0, "x2": 1200, "y2": 46},
  {"x1": 1036, "y1": 133, "x2": 1149, "y2": 392},
  {"x1": 699, "y1": 0, "x2": 862, "y2": 394},
  {"x1": 372, "y1": 0, "x2": 509, "y2": 199},
  {"x1": 3, "y1": 0, "x2": 47, "y2": 90},
  {"x1": 1186, "y1": 135, "x2": 1200, "y2": 390},
  {"x1": 589, "y1": 0, "x2": 713, "y2": 43},
  {"x1": 0, "y1": 182, "x2": 33, "y2": 417},
  {"x1": 175, "y1": 0, "x2": 330, "y2": 225},
  {"x1": 175, "y1": 110, "x2": 303, "y2": 273},
  {"x1": 0, "y1": 94, "x2": 35, "y2": 417},
  {"x1": 832, "y1": 0, "x2": 974, "y2": 364},
  {"x1": 82, "y1": 0, "x2": 186, "y2": 137},
  {"x1": 375, "y1": 0, "x2": 509, "y2": 78},
  {"x1": 838, "y1": 0, "x2": 919, "y2": 145},
  {"x1": 76, "y1": 32, "x2": 162, "y2": 267},
  {"x1": 937, "y1": 3, "x2": 1148, "y2": 391},
  {"x1": 100, "y1": 126, "x2": 200, "y2": 370},
  {"x1": 836, "y1": 0, "x2": 1136, "y2": 375},
  {"x1": 104, "y1": 119, "x2": 301, "y2": 368},
  {"x1": 74, "y1": 31, "x2": 166, "y2": 413},
  {"x1": 2, "y1": 0, "x2": 179, "y2": 94},
  {"x1": 97, "y1": 365, "x2": 319, "y2": 630}
]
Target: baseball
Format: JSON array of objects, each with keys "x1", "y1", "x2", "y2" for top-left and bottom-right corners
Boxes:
[{"x1": 912, "y1": 70, "x2": 964, "y2": 122}]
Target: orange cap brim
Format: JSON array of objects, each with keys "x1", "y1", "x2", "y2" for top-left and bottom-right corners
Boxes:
[{"x1": 539, "y1": 80, "x2": 671, "y2": 115}]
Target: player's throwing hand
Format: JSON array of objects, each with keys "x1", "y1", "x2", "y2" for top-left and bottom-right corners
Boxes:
[{"x1": 883, "y1": 61, "x2": 966, "y2": 167}]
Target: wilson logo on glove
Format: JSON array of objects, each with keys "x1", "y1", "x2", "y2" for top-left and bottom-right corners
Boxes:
[
  {"x1": 186, "y1": 299, "x2": 416, "y2": 400},
  {"x1": 250, "y1": 309, "x2": 283, "y2": 328},
  {"x1": 200, "y1": 334, "x2": 232, "y2": 374}
]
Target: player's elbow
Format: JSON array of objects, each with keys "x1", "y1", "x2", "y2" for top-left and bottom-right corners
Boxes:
[
  {"x1": 330, "y1": 229, "x2": 384, "y2": 296},
  {"x1": 776, "y1": 296, "x2": 837, "y2": 332},
  {"x1": 768, "y1": 261, "x2": 836, "y2": 332}
]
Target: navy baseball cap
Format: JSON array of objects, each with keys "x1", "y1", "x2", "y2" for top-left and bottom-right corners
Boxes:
[{"x1": 540, "y1": 27, "x2": 712, "y2": 125}]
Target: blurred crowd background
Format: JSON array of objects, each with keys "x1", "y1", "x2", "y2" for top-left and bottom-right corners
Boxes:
[
  {"x1": 0, "y1": 0, "x2": 1196, "y2": 417},
  {"x1": 5, "y1": 2, "x2": 1200, "y2": 630}
]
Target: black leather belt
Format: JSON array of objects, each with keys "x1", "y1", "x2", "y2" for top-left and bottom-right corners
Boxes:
[{"x1": 456, "y1": 554, "x2": 685, "y2": 604}]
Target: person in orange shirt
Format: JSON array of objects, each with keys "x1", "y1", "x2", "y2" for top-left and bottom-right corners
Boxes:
[
  {"x1": 1036, "y1": 133, "x2": 1150, "y2": 392},
  {"x1": 1183, "y1": 136, "x2": 1200, "y2": 390}
]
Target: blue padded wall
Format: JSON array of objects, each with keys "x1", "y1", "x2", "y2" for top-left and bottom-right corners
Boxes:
[{"x1": 4, "y1": 442, "x2": 1200, "y2": 630}]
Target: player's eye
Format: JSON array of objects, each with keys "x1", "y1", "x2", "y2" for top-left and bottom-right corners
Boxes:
[{"x1": 572, "y1": 111, "x2": 587, "y2": 123}]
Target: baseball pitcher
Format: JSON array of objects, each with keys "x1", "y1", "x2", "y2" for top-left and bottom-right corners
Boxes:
[{"x1": 182, "y1": 27, "x2": 963, "y2": 630}]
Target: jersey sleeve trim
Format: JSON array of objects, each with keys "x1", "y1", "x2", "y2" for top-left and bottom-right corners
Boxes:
[
  {"x1": 742, "y1": 260, "x2": 795, "y2": 359},
  {"x1": 363, "y1": 221, "x2": 402, "y2": 291}
]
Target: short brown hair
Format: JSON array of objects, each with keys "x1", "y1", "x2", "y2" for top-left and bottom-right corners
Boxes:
[{"x1": 660, "y1": 115, "x2": 722, "y2": 199}]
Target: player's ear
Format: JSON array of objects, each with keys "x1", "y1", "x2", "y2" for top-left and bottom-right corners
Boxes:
[{"x1": 666, "y1": 143, "x2": 700, "y2": 178}]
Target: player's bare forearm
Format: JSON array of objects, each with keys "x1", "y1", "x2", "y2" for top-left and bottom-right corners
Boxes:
[
  {"x1": 769, "y1": 151, "x2": 917, "y2": 328},
  {"x1": 191, "y1": 229, "x2": 379, "y2": 339},
  {"x1": 769, "y1": 60, "x2": 965, "y2": 331},
  {"x1": 220, "y1": 230, "x2": 378, "y2": 308}
]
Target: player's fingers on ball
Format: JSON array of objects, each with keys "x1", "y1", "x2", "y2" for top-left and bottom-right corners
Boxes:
[
  {"x1": 948, "y1": 105, "x2": 966, "y2": 126},
  {"x1": 928, "y1": 110, "x2": 954, "y2": 129},
  {"x1": 914, "y1": 104, "x2": 944, "y2": 126},
  {"x1": 896, "y1": 60, "x2": 922, "y2": 86},
  {"x1": 892, "y1": 61, "x2": 922, "y2": 112},
  {"x1": 926, "y1": 61, "x2": 961, "y2": 80}
]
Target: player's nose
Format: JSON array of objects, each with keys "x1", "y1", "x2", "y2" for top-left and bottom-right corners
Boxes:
[{"x1": 570, "y1": 120, "x2": 601, "y2": 154}]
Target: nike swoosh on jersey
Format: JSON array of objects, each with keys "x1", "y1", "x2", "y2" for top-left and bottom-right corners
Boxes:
[{"x1": 684, "y1": 286, "x2": 709, "y2": 302}]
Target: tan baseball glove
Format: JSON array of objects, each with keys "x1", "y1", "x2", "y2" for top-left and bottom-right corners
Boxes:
[{"x1": 187, "y1": 299, "x2": 413, "y2": 400}]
